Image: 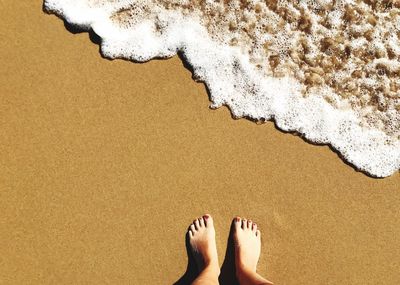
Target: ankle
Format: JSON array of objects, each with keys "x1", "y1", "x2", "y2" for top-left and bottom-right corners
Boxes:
[
  {"x1": 203, "y1": 260, "x2": 220, "y2": 275},
  {"x1": 236, "y1": 264, "x2": 256, "y2": 280}
]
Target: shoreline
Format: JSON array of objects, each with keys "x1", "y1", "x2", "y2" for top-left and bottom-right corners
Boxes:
[{"x1": 0, "y1": 1, "x2": 399, "y2": 284}]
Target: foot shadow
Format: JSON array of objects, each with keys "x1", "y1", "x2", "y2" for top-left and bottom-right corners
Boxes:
[
  {"x1": 173, "y1": 232, "x2": 198, "y2": 285},
  {"x1": 219, "y1": 220, "x2": 240, "y2": 285}
]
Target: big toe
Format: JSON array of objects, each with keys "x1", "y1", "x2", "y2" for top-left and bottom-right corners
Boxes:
[
  {"x1": 203, "y1": 214, "x2": 214, "y2": 228},
  {"x1": 234, "y1": 216, "x2": 242, "y2": 231}
]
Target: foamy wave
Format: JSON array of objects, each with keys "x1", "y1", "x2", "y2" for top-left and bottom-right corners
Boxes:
[{"x1": 44, "y1": 0, "x2": 400, "y2": 177}]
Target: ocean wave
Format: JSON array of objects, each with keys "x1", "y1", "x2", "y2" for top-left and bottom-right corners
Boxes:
[{"x1": 44, "y1": 0, "x2": 400, "y2": 177}]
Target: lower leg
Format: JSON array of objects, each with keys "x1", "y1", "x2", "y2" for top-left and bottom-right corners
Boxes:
[
  {"x1": 191, "y1": 265, "x2": 219, "y2": 285},
  {"x1": 188, "y1": 214, "x2": 220, "y2": 285},
  {"x1": 234, "y1": 217, "x2": 273, "y2": 285}
]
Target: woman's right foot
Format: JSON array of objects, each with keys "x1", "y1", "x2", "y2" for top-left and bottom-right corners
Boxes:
[
  {"x1": 233, "y1": 217, "x2": 274, "y2": 285},
  {"x1": 233, "y1": 216, "x2": 261, "y2": 276}
]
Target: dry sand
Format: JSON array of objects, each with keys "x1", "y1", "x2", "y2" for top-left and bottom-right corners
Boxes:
[{"x1": 1, "y1": 2, "x2": 399, "y2": 284}]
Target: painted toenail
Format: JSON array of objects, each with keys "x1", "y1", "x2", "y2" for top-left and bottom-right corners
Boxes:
[{"x1": 204, "y1": 215, "x2": 209, "y2": 220}]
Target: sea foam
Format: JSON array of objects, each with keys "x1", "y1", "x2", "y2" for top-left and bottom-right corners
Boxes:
[{"x1": 44, "y1": 0, "x2": 400, "y2": 177}]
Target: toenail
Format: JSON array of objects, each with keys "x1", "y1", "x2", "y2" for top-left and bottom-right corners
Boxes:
[
  {"x1": 236, "y1": 217, "x2": 240, "y2": 222},
  {"x1": 204, "y1": 215, "x2": 209, "y2": 220}
]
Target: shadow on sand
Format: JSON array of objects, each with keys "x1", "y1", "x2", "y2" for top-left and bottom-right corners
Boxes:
[{"x1": 173, "y1": 220, "x2": 239, "y2": 285}]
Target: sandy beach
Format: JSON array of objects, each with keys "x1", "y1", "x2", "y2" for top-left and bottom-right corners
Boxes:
[{"x1": 1, "y1": 1, "x2": 399, "y2": 284}]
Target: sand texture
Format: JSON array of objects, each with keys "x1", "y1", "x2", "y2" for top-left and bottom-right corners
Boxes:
[{"x1": 1, "y1": 2, "x2": 400, "y2": 284}]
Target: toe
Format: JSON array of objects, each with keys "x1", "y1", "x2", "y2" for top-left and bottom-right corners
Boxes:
[
  {"x1": 198, "y1": 217, "x2": 205, "y2": 227},
  {"x1": 256, "y1": 229, "x2": 261, "y2": 238},
  {"x1": 252, "y1": 222, "x2": 258, "y2": 232},
  {"x1": 234, "y1": 216, "x2": 241, "y2": 230},
  {"x1": 190, "y1": 224, "x2": 196, "y2": 232},
  {"x1": 194, "y1": 219, "x2": 200, "y2": 230},
  {"x1": 242, "y1": 218, "x2": 247, "y2": 229},
  {"x1": 203, "y1": 214, "x2": 213, "y2": 227},
  {"x1": 188, "y1": 229, "x2": 194, "y2": 238},
  {"x1": 248, "y1": 220, "x2": 253, "y2": 230}
]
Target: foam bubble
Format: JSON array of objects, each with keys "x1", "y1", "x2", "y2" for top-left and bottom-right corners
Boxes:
[{"x1": 44, "y1": 0, "x2": 400, "y2": 177}]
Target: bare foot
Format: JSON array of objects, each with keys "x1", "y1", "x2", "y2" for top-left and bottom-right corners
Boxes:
[
  {"x1": 188, "y1": 214, "x2": 220, "y2": 274},
  {"x1": 233, "y1": 217, "x2": 261, "y2": 275}
]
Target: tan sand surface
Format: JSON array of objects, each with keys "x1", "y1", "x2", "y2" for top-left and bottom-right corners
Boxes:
[{"x1": 1, "y1": 2, "x2": 399, "y2": 284}]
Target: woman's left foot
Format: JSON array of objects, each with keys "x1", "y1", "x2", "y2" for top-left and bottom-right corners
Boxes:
[{"x1": 188, "y1": 214, "x2": 220, "y2": 274}]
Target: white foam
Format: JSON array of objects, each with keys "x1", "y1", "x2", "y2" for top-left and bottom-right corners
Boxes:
[{"x1": 44, "y1": 0, "x2": 400, "y2": 177}]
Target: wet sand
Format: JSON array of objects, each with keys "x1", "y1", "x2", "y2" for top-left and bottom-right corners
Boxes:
[{"x1": 1, "y1": 2, "x2": 399, "y2": 284}]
